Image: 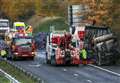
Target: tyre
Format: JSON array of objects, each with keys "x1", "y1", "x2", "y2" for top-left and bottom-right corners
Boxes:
[
  {"x1": 29, "y1": 57, "x2": 34, "y2": 60},
  {"x1": 46, "y1": 52, "x2": 50, "y2": 64},
  {"x1": 50, "y1": 56, "x2": 56, "y2": 65}
]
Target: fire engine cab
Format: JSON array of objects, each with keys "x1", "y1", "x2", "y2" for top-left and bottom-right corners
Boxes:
[{"x1": 10, "y1": 34, "x2": 35, "y2": 60}]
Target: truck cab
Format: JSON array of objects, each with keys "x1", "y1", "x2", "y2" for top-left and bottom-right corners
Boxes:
[
  {"x1": 11, "y1": 36, "x2": 36, "y2": 59},
  {"x1": 46, "y1": 31, "x2": 80, "y2": 65}
]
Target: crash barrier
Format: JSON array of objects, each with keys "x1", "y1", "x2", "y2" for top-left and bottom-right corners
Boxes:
[
  {"x1": 0, "y1": 58, "x2": 44, "y2": 83},
  {"x1": 7, "y1": 60, "x2": 44, "y2": 83},
  {"x1": 34, "y1": 32, "x2": 48, "y2": 50},
  {"x1": 0, "y1": 69, "x2": 20, "y2": 83}
]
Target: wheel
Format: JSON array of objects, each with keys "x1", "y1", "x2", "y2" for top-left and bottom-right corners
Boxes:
[
  {"x1": 45, "y1": 52, "x2": 51, "y2": 64},
  {"x1": 29, "y1": 57, "x2": 34, "y2": 60},
  {"x1": 50, "y1": 56, "x2": 56, "y2": 65}
]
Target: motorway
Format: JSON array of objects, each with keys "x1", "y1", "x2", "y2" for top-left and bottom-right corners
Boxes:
[{"x1": 9, "y1": 51, "x2": 120, "y2": 83}]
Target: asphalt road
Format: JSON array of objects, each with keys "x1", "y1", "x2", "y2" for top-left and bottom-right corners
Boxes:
[{"x1": 9, "y1": 51, "x2": 120, "y2": 83}]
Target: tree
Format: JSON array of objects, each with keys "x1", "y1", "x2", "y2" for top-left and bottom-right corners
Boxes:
[
  {"x1": 67, "y1": 0, "x2": 113, "y2": 26},
  {"x1": 34, "y1": 0, "x2": 42, "y2": 15},
  {"x1": 0, "y1": 0, "x2": 34, "y2": 21}
]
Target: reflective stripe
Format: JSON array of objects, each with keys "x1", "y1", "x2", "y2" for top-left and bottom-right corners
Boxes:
[
  {"x1": 56, "y1": 48, "x2": 61, "y2": 59},
  {"x1": 14, "y1": 23, "x2": 25, "y2": 26}
]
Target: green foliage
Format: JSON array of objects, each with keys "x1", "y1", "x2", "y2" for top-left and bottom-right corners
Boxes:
[
  {"x1": 34, "y1": 18, "x2": 69, "y2": 33},
  {"x1": 0, "y1": 75, "x2": 10, "y2": 83},
  {"x1": 0, "y1": 0, "x2": 34, "y2": 21}
]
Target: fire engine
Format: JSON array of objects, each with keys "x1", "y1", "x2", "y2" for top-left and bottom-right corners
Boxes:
[
  {"x1": 10, "y1": 35, "x2": 36, "y2": 60},
  {"x1": 7, "y1": 22, "x2": 36, "y2": 60},
  {"x1": 46, "y1": 30, "x2": 80, "y2": 65}
]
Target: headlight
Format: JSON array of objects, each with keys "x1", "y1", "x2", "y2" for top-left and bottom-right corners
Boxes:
[
  {"x1": 14, "y1": 52, "x2": 18, "y2": 55},
  {"x1": 25, "y1": 34, "x2": 28, "y2": 36},
  {"x1": 32, "y1": 52, "x2": 35, "y2": 54}
]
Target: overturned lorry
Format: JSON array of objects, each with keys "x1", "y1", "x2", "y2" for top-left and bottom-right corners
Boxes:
[
  {"x1": 72, "y1": 25, "x2": 120, "y2": 65},
  {"x1": 46, "y1": 31, "x2": 80, "y2": 65}
]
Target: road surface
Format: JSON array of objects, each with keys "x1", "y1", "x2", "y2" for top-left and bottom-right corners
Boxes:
[{"x1": 9, "y1": 51, "x2": 120, "y2": 83}]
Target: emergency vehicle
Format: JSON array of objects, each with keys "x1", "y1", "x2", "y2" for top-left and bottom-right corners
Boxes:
[
  {"x1": 10, "y1": 35, "x2": 36, "y2": 60},
  {"x1": 8, "y1": 22, "x2": 35, "y2": 60},
  {"x1": 46, "y1": 30, "x2": 80, "y2": 65}
]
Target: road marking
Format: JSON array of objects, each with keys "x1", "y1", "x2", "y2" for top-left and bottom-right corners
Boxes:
[
  {"x1": 73, "y1": 73, "x2": 79, "y2": 77},
  {"x1": 0, "y1": 69, "x2": 20, "y2": 83},
  {"x1": 29, "y1": 64, "x2": 41, "y2": 67},
  {"x1": 63, "y1": 68, "x2": 67, "y2": 72},
  {"x1": 86, "y1": 80, "x2": 92, "y2": 83},
  {"x1": 89, "y1": 64, "x2": 120, "y2": 77}
]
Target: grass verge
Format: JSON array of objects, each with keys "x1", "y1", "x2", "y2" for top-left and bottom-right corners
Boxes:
[
  {"x1": 0, "y1": 61, "x2": 38, "y2": 83},
  {"x1": 0, "y1": 75, "x2": 10, "y2": 83}
]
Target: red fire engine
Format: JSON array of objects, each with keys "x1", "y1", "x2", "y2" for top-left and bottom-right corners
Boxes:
[{"x1": 46, "y1": 31, "x2": 80, "y2": 65}]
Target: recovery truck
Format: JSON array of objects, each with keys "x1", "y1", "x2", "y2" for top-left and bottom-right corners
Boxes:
[
  {"x1": 46, "y1": 30, "x2": 80, "y2": 65},
  {"x1": 72, "y1": 25, "x2": 119, "y2": 65},
  {"x1": 7, "y1": 22, "x2": 36, "y2": 60}
]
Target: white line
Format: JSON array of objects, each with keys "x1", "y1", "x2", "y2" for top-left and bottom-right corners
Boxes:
[
  {"x1": 89, "y1": 64, "x2": 120, "y2": 77},
  {"x1": 0, "y1": 69, "x2": 20, "y2": 83}
]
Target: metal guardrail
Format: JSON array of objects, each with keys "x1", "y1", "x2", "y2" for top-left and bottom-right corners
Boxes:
[
  {"x1": 0, "y1": 57, "x2": 42, "y2": 83},
  {"x1": 0, "y1": 69, "x2": 20, "y2": 83}
]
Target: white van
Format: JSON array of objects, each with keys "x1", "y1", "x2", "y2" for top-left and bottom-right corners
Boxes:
[{"x1": 0, "y1": 19, "x2": 10, "y2": 38}]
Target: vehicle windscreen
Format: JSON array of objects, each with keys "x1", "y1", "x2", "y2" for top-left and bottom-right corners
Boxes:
[
  {"x1": 16, "y1": 26, "x2": 25, "y2": 30},
  {"x1": 0, "y1": 21, "x2": 9, "y2": 27},
  {"x1": 15, "y1": 38, "x2": 32, "y2": 46}
]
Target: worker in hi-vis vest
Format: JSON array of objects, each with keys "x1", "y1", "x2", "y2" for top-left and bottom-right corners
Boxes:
[
  {"x1": 0, "y1": 50, "x2": 7, "y2": 57},
  {"x1": 81, "y1": 47, "x2": 87, "y2": 60}
]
